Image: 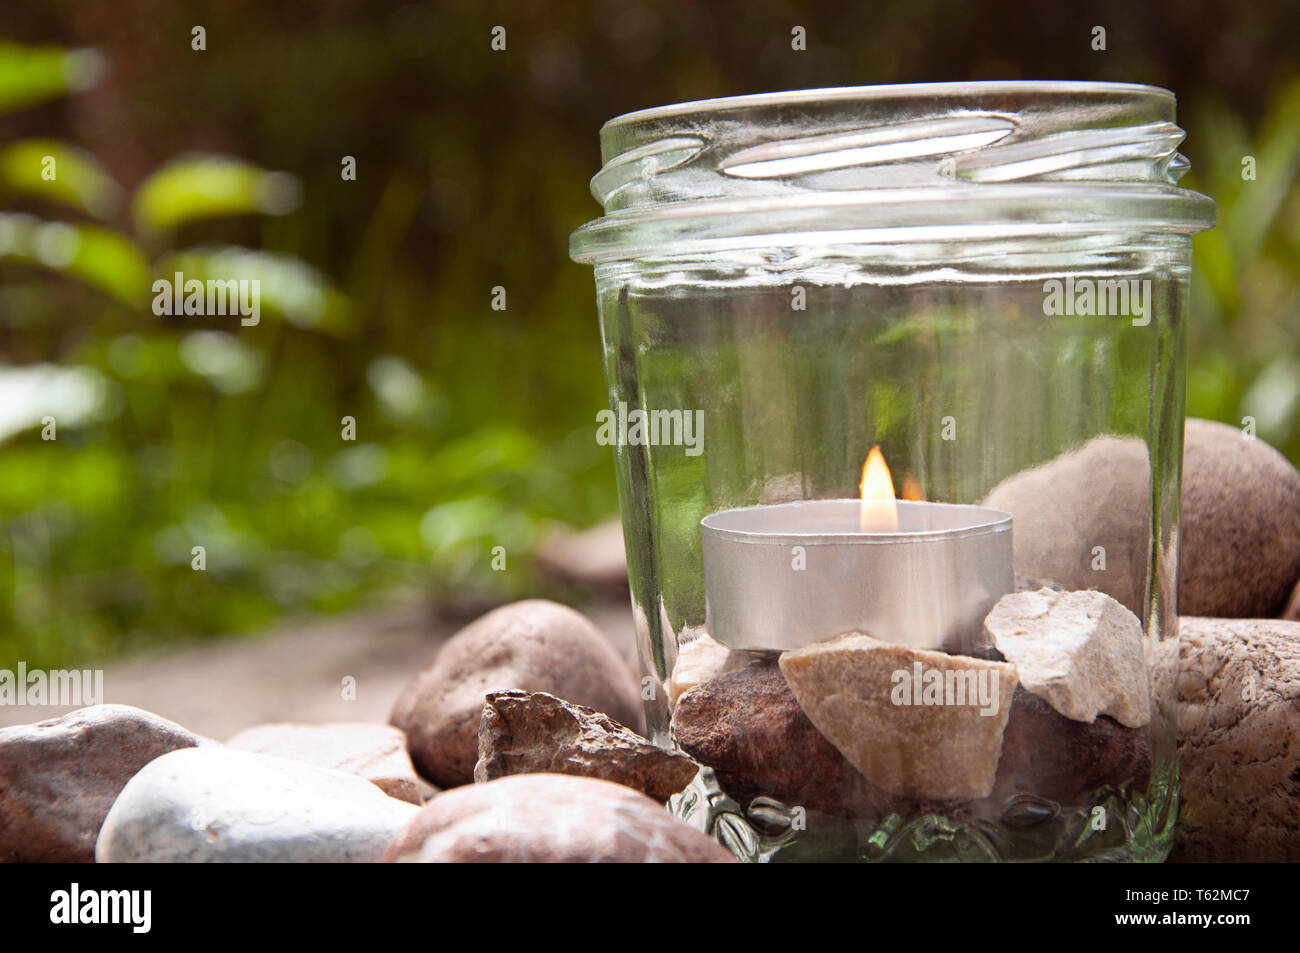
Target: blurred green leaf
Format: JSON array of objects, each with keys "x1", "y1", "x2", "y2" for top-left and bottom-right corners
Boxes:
[
  {"x1": 0, "y1": 212, "x2": 149, "y2": 305},
  {"x1": 0, "y1": 138, "x2": 122, "y2": 219},
  {"x1": 156, "y1": 245, "x2": 353, "y2": 334},
  {"x1": 419, "y1": 496, "x2": 537, "y2": 561},
  {"x1": 0, "y1": 41, "x2": 105, "y2": 116},
  {"x1": 132, "y1": 155, "x2": 301, "y2": 233},
  {"x1": 177, "y1": 330, "x2": 266, "y2": 394}
]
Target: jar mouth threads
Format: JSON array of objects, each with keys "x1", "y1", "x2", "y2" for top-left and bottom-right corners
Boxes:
[{"x1": 571, "y1": 82, "x2": 1216, "y2": 263}]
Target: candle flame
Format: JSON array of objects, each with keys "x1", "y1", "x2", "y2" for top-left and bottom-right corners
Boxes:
[
  {"x1": 901, "y1": 472, "x2": 926, "y2": 502},
  {"x1": 859, "y1": 445, "x2": 899, "y2": 532}
]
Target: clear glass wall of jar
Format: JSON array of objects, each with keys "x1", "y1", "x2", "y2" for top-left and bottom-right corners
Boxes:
[{"x1": 571, "y1": 83, "x2": 1216, "y2": 862}]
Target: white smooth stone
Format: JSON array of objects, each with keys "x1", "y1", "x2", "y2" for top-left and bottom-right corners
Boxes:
[{"x1": 96, "y1": 746, "x2": 419, "y2": 863}]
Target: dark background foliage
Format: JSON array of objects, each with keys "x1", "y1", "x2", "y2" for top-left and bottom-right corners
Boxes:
[{"x1": 1, "y1": 0, "x2": 1297, "y2": 666}]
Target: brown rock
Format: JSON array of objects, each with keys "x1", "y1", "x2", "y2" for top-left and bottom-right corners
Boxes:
[
  {"x1": 226, "y1": 722, "x2": 424, "y2": 805},
  {"x1": 474, "y1": 690, "x2": 698, "y2": 802},
  {"x1": 985, "y1": 420, "x2": 1300, "y2": 620},
  {"x1": 779, "y1": 633, "x2": 1018, "y2": 800},
  {"x1": 390, "y1": 600, "x2": 643, "y2": 788},
  {"x1": 0, "y1": 705, "x2": 201, "y2": 862},
  {"x1": 984, "y1": 435, "x2": 1151, "y2": 616},
  {"x1": 1182, "y1": 419, "x2": 1300, "y2": 617},
  {"x1": 993, "y1": 686, "x2": 1152, "y2": 804},
  {"x1": 383, "y1": 773, "x2": 735, "y2": 862},
  {"x1": 670, "y1": 663, "x2": 888, "y2": 817},
  {"x1": 1172, "y1": 617, "x2": 1300, "y2": 862}
]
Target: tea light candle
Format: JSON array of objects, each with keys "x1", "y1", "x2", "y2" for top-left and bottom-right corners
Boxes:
[{"x1": 700, "y1": 449, "x2": 1013, "y2": 653}]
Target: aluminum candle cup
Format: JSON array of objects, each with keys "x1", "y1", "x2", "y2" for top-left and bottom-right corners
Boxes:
[{"x1": 701, "y1": 500, "x2": 1013, "y2": 653}]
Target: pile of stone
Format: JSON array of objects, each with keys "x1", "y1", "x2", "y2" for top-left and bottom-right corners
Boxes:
[
  {"x1": 0, "y1": 601, "x2": 733, "y2": 864},
  {"x1": 669, "y1": 588, "x2": 1155, "y2": 816},
  {"x1": 0, "y1": 419, "x2": 1296, "y2": 863},
  {"x1": 0, "y1": 593, "x2": 1295, "y2": 863}
]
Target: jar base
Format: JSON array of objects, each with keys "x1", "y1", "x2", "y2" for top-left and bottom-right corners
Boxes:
[{"x1": 669, "y1": 762, "x2": 1179, "y2": 863}]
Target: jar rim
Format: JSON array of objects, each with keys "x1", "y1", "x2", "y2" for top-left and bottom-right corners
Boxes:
[
  {"x1": 571, "y1": 82, "x2": 1216, "y2": 264},
  {"x1": 601, "y1": 81, "x2": 1175, "y2": 131}
]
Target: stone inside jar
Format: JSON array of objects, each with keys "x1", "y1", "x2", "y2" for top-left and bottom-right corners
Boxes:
[{"x1": 668, "y1": 586, "x2": 1153, "y2": 824}]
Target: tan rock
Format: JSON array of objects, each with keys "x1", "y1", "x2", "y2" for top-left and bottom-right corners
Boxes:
[
  {"x1": 984, "y1": 588, "x2": 1150, "y2": 727},
  {"x1": 226, "y1": 722, "x2": 424, "y2": 805},
  {"x1": 383, "y1": 774, "x2": 736, "y2": 863},
  {"x1": 474, "y1": 690, "x2": 698, "y2": 802},
  {"x1": 1172, "y1": 617, "x2": 1300, "y2": 862},
  {"x1": 390, "y1": 600, "x2": 643, "y2": 788},
  {"x1": 778, "y1": 633, "x2": 1018, "y2": 800},
  {"x1": 667, "y1": 631, "x2": 734, "y2": 708}
]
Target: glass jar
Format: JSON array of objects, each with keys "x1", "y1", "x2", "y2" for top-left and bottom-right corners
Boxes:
[{"x1": 570, "y1": 83, "x2": 1215, "y2": 862}]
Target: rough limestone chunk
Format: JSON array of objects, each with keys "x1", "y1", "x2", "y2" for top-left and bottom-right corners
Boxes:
[
  {"x1": 474, "y1": 690, "x2": 699, "y2": 802},
  {"x1": 984, "y1": 588, "x2": 1150, "y2": 728},
  {"x1": 778, "y1": 633, "x2": 1018, "y2": 800}
]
